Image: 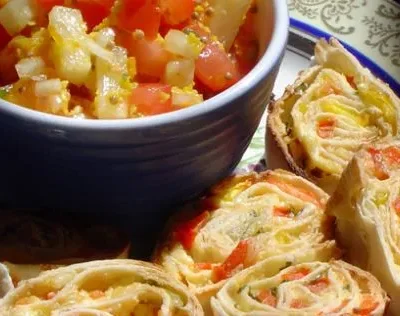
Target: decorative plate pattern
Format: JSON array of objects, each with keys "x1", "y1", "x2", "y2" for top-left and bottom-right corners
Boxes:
[
  {"x1": 238, "y1": 0, "x2": 400, "y2": 170},
  {"x1": 289, "y1": 0, "x2": 400, "y2": 80}
]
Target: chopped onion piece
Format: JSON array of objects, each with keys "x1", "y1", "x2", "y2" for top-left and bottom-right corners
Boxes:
[
  {"x1": 93, "y1": 27, "x2": 115, "y2": 48},
  {"x1": 85, "y1": 38, "x2": 114, "y2": 64},
  {"x1": 52, "y1": 41, "x2": 92, "y2": 85},
  {"x1": 172, "y1": 88, "x2": 203, "y2": 107},
  {"x1": 15, "y1": 57, "x2": 46, "y2": 79},
  {"x1": 207, "y1": 0, "x2": 252, "y2": 51},
  {"x1": 164, "y1": 30, "x2": 197, "y2": 59},
  {"x1": 164, "y1": 59, "x2": 195, "y2": 88},
  {"x1": 35, "y1": 79, "x2": 62, "y2": 97},
  {"x1": 0, "y1": 0, "x2": 36, "y2": 35},
  {"x1": 93, "y1": 29, "x2": 129, "y2": 119}
]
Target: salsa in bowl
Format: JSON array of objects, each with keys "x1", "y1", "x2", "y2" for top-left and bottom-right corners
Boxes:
[
  {"x1": 0, "y1": 0, "x2": 288, "y2": 220},
  {"x1": 0, "y1": 0, "x2": 259, "y2": 119}
]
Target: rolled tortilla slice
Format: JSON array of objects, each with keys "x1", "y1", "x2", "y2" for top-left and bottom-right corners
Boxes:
[
  {"x1": 0, "y1": 259, "x2": 203, "y2": 316},
  {"x1": 154, "y1": 170, "x2": 338, "y2": 312},
  {"x1": 268, "y1": 37, "x2": 400, "y2": 194},
  {"x1": 0, "y1": 210, "x2": 130, "y2": 285},
  {"x1": 327, "y1": 138, "x2": 400, "y2": 314},
  {"x1": 211, "y1": 255, "x2": 388, "y2": 316}
]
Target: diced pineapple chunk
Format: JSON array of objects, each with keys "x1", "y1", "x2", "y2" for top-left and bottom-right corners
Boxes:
[
  {"x1": 48, "y1": 6, "x2": 87, "y2": 43},
  {"x1": 93, "y1": 29, "x2": 132, "y2": 119},
  {"x1": 48, "y1": 6, "x2": 115, "y2": 84},
  {"x1": 164, "y1": 30, "x2": 204, "y2": 60},
  {"x1": 51, "y1": 41, "x2": 91, "y2": 85},
  {"x1": 9, "y1": 28, "x2": 51, "y2": 61},
  {"x1": 48, "y1": 7, "x2": 92, "y2": 85}
]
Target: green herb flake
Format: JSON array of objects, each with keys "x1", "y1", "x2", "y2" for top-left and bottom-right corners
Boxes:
[
  {"x1": 238, "y1": 285, "x2": 248, "y2": 294},
  {"x1": 248, "y1": 290, "x2": 258, "y2": 301},
  {"x1": 343, "y1": 284, "x2": 351, "y2": 291},
  {"x1": 295, "y1": 208, "x2": 304, "y2": 217},
  {"x1": 183, "y1": 28, "x2": 200, "y2": 38},
  {"x1": 0, "y1": 88, "x2": 8, "y2": 99},
  {"x1": 296, "y1": 82, "x2": 308, "y2": 93}
]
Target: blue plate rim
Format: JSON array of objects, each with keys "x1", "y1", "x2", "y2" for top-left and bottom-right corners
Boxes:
[{"x1": 289, "y1": 17, "x2": 400, "y2": 95}]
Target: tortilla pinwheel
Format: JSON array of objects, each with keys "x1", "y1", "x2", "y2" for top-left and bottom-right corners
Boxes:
[
  {"x1": 211, "y1": 255, "x2": 388, "y2": 315},
  {"x1": 154, "y1": 169, "x2": 338, "y2": 312},
  {"x1": 268, "y1": 37, "x2": 400, "y2": 194},
  {"x1": 0, "y1": 259, "x2": 203, "y2": 316},
  {"x1": 328, "y1": 138, "x2": 400, "y2": 314}
]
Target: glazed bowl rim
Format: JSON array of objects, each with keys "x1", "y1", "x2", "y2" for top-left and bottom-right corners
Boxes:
[{"x1": 0, "y1": 0, "x2": 289, "y2": 131}]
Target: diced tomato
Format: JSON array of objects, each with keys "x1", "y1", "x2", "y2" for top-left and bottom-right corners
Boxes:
[
  {"x1": 195, "y1": 42, "x2": 240, "y2": 92},
  {"x1": 159, "y1": 0, "x2": 194, "y2": 26},
  {"x1": 368, "y1": 148, "x2": 389, "y2": 180},
  {"x1": 129, "y1": 83, "x2": 174, "y2": 116},
  {"x1": 353, "y1": 295, "x2": 379, "y2": 315},
  {"x1": 194, "y1": 77, "x2": 217, "y2": 100},
  {"x1": 35, "y1": 0, "x2": 64, "y2": 12},
  {"x1": 194, "y1": 262, "x2": 213, "y2": 270},
  {"x1": 0, "y1": 24, "x2": 11, "y2": 50},
  {"x1": 346, "y1": 75, "x2": 357, "y2": 89},
  {"x1": 257, "y1": 289, "x2": 277, "y2": 307},
  {"x1": 174, "y1": 211, "x2": 210, "y2": 251},
  {"x1": 317, "y1": 118, "x2": 336, "y2": 138},
  {"x1": 273, "y1": 206, "x2": 292, "y2": 218},
  {"x1": 74, "y1": 0, "x2": 114, "y2": 30},
  {"x1": 290, "y1": 299, "x2": 308, "y2": 309},
  {"x1": 307, "y1": 277, "x2": 330, "y2": 293},
  {"x1": 265, "y1": 175, "x2": 323, "y2": 208},
  {"x1": 121, "y1": 0, "x2": 146, "y2": 11},
  {"x1": 282, "y1": 267, "x2": 310, "y2": 281},
  {"x1": 212, "y1": 240, "x2": 250, "y2": 282},
  {"x1": 230, "y1": 4, "x2": 258, "y2": 76},
  {"x1": 116, "y1": 0, "x2": 161, "y2": 39},
  {"x1": 393, "y1": 197, "x2": 400, "y2": 215},
  {"x1": 382, "y1": 146, "x2": 400, "y2": 165},
  {"x1": 159, "y1": 20, "x2": 190, "y2": 37},
  {"x1": 125, "y1": 38, "x2": 170, "y2": 78}
]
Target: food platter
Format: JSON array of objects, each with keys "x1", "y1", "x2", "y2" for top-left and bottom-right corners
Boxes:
[
  {"x1": 240, "y1": 0, "x2": 400, "y2": 172},
  {"x1": 1, "y1": 0, "x2": 400, "y2": 315}
]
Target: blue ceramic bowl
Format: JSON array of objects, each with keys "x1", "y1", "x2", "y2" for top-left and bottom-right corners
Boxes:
[{"x1": 0, "y1": 0, "x2": 289, "y2": 216}]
